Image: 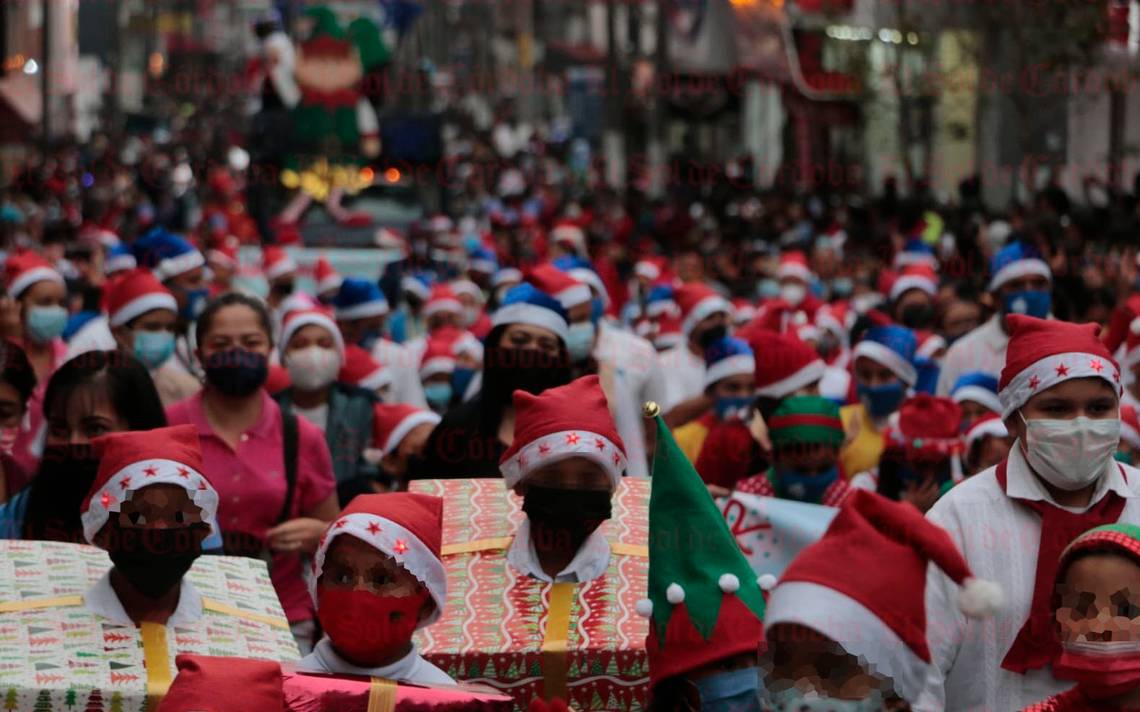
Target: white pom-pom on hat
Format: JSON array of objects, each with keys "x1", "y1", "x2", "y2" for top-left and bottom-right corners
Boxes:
[
  {"x1": 957, "y1": 577, "x2": 1003, "y2": 619},
  {"x1": 666, "y1": 583, "x2": 685, "y2": 604},
  {"x1": 635, "y1": 598, "x2": 654, "y2": 618},
  {"x1": 1131, "y1": 317, "x2": 1140, "y2": 335},
  {"x1": 757, "y1": 574, "x2": 778, "y2": 591},
  {"x1": 718, "y1": 573, "x2": 740, "y2": 593}
]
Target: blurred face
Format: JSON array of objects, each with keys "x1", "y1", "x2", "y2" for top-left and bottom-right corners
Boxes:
[
  {"x1": 0, "y1": 382, "x2": 24, "y2": 428},
  {"x1": 999, "y1": 274, "x2": 1050, "y2": 297},
  {"x1": 711, "y1": 373, "x2": 755, "y2": 400},
  {"x1": 499, "y1": 323, "x2": 561, "y2": 358},
  {"x1": 285, "y1": 323, "x2": 337, "y2": 355},
  {"x1": 690, "y1": 311, "x2": 730, "y2": 348},
  {"x1": 295, "y1": 50, "x2": 363, "y2": 92},
  {"x1": 197, "y1": 304, "x2": 272, "y2": 363},
  {"x1": 168, "y1": 266, "x2": 206, "y2": 307},
  {"x1": 853, "y1": 357, "x2": 899, "y2": 389},
  {"x1": 338, "y1": 315, "x2": 385, "y2": 347},
  {"x1": 46, "y1": 381, "x2": 128, "y2": 446},
  {"x1": 763, "y1": 624, "x2": 889, "y2": 702},
  {"x1": 426, "y1": 311, "x2": 461, "y2": 332},
  {"x1": 113, "y1": 308, "x2": 177, "y2": 352},
  {"x1": 969, "y1": 434, "x2": 1013, "y2": 475},
  {"x1": 21, "y1": 280, "x2": 66, "y2": 313},
  {"x1": 1056, "y1": 554, "x2": 1140, "y2": 643},
  {"x1": 957, "y1": 399, "x2": 993, "y2": 433},
  {"x1": 1009, "y1": 377, "x2": 1118, "y2": 444},
  {"x1": 566, "y1": 302, "x2": 592, "y2": 325},
  {"x1": 116, "y1": 483, "x2": 206, "y2": 531},
  {"x1": 772, "y1": 442, "x2": 838, "y2": 474},
  {"x1": 321, "y1": 535, "x2": 424, "y2": 598},
  {"x1": 515, "y1": 456, "x2": 613, "y2": 496}
]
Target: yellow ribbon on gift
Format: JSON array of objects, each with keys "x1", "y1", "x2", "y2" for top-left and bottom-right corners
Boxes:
[
  {"x1": 0, "y1": 594, "x2": 290, "y2": 707},
  {"x1": 366, "y1": 677, "x2": 399, "y2": 712},
  {"x1": 437, "y1": 535, "x2": 647, "y2": 701}
]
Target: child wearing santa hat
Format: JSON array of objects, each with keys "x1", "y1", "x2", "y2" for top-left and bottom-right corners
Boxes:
[
  {"x1": 921, "y1": 314, "x2": 1140, "y2": 711},
  {"x1": 763, "y1": 489, "x2": 1001, "y2": 709},
  {"x1": 672, "y1": 336, "x2": 755, "y2": 469},
  {"x1": 370, "y1": 404, "x2": 440, "y2": 487},
  {"x1": 1023, "y1": 523, "x2": 1140, "y2": 711},
  {"x1": 962, "y1": 413, "x2": 1012, "y2": 477},
  {"x1": 299, "y1": 493, "x2": 453, "y2": 685},
  {"x1": 80, "y1": 424, "x2": 220, "y2": 627},
  {"x1": 656, "y1": 282, "x2": 733, "y2": 413},
  {"x1": 499, "y1": 374, "x2": 626, "y2": 583}
]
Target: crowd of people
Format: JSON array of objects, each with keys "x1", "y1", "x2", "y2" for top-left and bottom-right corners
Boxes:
[{"x1": 2, "y1": 106, "x2": 1140, "y2": 710}]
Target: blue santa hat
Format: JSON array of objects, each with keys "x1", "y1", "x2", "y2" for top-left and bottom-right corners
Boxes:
[
  {"x1": 491, "y1": 283, "x2": 569, "y2": 343},
  {"x1": 132, "y1": 227, "x2": 204, "y2": 282},
  {"x1": 334, "y1": 277, "x2": 389, "y2": 320},
  {"x1": 554, "y1": 255, "x2": 609, "y2": 307},
  {"x1": 104, "y1": 243, "x2": 137, "y2": 275},
  {"x1": 703, "y1": 336, "x2": 755, "y2": 389},
  {"x1": 893, "y1": 238, "x2": 938, "y2": 270},
  {"x1": 645, "y1": 284, "x2": 677, "y2": 318},
  {"x1": 950, "y1": 371, "x2": 1002, "y2": 415},
  {"x1": 468, "y1": 246, "x2": 499, "y2": 275},
  {"x1": 401, "y1": 271, "x2": 433, "y2": 302},
  {"x1": 988, "y1": 241, "x2": 1051, "y2": 292},
  {"x1": 853, "y1": 325, "x2": 918, "y2": 387}
]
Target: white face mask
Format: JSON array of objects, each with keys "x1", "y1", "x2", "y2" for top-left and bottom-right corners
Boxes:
[
  {"x1": 1020, "y1": 412, "x2": 1120, "y2": 491},
  {"x1": 286, "y1": 346, "x2": 342, "y2": 392},
  {"x1": 781, "y1": 283, "x2": 807, "y2": 307},
  {"x1": 765, "y1": 688, "x2": 885, "y2": 711}
]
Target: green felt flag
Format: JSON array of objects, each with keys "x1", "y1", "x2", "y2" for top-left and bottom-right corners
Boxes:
[{"x1": 646, "y1": 410, "x2": 766, "y2": 642}]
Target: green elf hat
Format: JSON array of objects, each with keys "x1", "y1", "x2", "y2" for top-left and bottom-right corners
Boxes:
[
  {"x1": 638, "y1": 402, "x2": 766, "y2": 688},
  {"x1": 1058, "y1": 523, "x2": 1140, "y2": 581},
  {"x1": 301, "y1": 6, "x2": 351, "y2": 56},
  {"x1": 768, "y1": 395, "x2": 845, "y2": 449}
]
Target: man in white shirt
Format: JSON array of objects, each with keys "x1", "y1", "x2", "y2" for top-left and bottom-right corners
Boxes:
[
  {"x1": 919, "y1": 314, "x2": 1140, "y2": 711},
  {"x1": 937, "y1": 241, "x2": 1053, "y2": 395}
]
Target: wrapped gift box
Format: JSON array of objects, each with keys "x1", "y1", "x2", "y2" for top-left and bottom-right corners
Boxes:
[
  {"x1": 719, "y1": 491, "x2": 837, "y2": 579},
  {"x1": 282, "y1": 669, "x2": 512, "y2": 711},
  {"x1": 0, "y1": 541, "x2": 300, "y2": 711},
  {"x1": 410, "y1": 479, "x2": 650, "y2": 711}
]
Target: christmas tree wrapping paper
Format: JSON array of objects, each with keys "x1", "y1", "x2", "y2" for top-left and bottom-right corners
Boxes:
[
  {"x1": 281, "y1": 669, "x2": 512, "y2": 711},
  {"x1": 409, "y1": 479, "x2": 650, "y2": 711},
  {"x1": 0, "y1": 541, "x2": 300, "y2": 711}
]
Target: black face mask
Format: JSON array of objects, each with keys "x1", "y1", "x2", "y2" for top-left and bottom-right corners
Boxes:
[
  {"x1": 23, "y1": 445, "x2": 101, "y2": 542},
  {"x1": 485, "y1": 346, "x2": 571, "y2": 399},
  {"x1": 271, "y1": 282, "x2": 295, "y2": 298},
  {"x1": 204, "y1": 348, "x2": 269, "y2": 397},
  {"x1": 696, "y1": 324, "x2": 728, "y2": 351},
  {"x1": 106, "y1": 523, "x2": 206, "y2": 599},
  {"x1": 900, "y1": 303, "x2": 934, "y2": 330},
  {"x1": 522, "y1": 486, "x2": 612, "y2": 553}
]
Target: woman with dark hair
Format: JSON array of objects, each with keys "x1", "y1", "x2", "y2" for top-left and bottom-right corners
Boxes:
[
  {"x1": 0, "y1": 350, "x2": 166, "y2": 541},
  {"x1": 166, "y1": 291, "x2": 337, "y2": 654},
  {"x1": 410, "y1": 284, "x2": 572, "y2": 480},
  {"x1": 0, "y1": 339, "x2": 37, "y2": 501}
]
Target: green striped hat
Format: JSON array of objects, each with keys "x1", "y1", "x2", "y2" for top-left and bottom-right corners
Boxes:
[
  {"x1": 1060, "y1": 523, "x2": 1140, "y2": 573},
  {"x1": 768, "y1": 395, "x2": 844, "y2": 448}
]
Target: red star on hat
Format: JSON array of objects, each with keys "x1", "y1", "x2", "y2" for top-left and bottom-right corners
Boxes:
[
  {"x1": 177, "y1": 467, "x2": 191, "y2": 479},
  {"x1": 1089, "y1": 359, "x2": 1104, "y2": 373},
  {"x1": 1055, "y1": 363, "x2": 1069, "y2": 377},
  {"x1": 393, "y1": 539, "x2": 409, "y2": 554},
  {"x1": 119, "y1": 477, "x2": 131, "y2": 490},
  {"x1": 538, "y1": 443, "x2": 551, "y2": 456},
  {"x1": 101, "y1": 492, "x2": 115, "y2": 508},
  {"x1": 366, "y1": 522, "x2": 381, "y2": 535},
  {"x1": 566, "y1": 433, "x2": 580, "y2": 445},
  {"x1": 197, "y1": 479, "x2": 208, "y2": 490},
  {"x1": 519, "y1": 453, "x2": 528, "y2": 468},
  {"x1": 334, "y1": 520, "x2": 348, "y2": 529},
  {"x1": 143, "y1": 465, "x2": 158, "y2": 477},
  {"x1": 595, "y1": 438, "x2": 606, "y2": 451},
  {"x1": 1029, "y1": 375, "x2": 1040, "y2": 390},
  {"x1": 613, "y1": 452, "x2": 622, "y2": 466}
]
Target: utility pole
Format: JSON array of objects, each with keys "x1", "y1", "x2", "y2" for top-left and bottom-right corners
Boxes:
[
  {"x1": 648, "y1": 0, "x2": 670, "y2": 198},
  {"x1": 604, "y1": 0, "x2": 626, "y2": 189},
  {"x1": 41, "y1": 0, "x2": 52, "y2": 156}
]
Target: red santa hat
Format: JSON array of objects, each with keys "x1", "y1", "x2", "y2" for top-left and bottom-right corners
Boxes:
[
  {"x1": 915, "y1": 330, "x2": 947, "y2": 361},
  {"x1": 997, "y1": 315, "x2": 1120, "y2": 419},
  {"x1": 731, "y1": 298, "x2": 757, "y2": 325},
  {"x1": 279, "y1": 307, "x2": 345, "y2": 360},
  {"x1": 419, "y1": 328, "x2": 464, "y2": 379},
  {"x1": 674, "y1": 283, "x2": 732, "y2": 336},
  {"x1": 206, "y1": 242, "x2": 238, "y2": 270},
  {"x1": 890, "y1": 263, "x2": 939, "y2": 302},
  {"x1": 499, "y1": 375, "x2": 627, "y2": 489},
  {"x1": 106, "y1": 269, "x2": 178, "y2": 328},
  {"x1": 450, "y1": 279, "x2": 484, "y2": 303},
  {"x1": 423, "y1": 284, "x2": 463, "y2": 319},
  {"x1": 338, "y1": 344, "x2": 391, "y2": 392},
  {"x1": 654, "y1": 313, "x2": 684, "y2": 350},
  {"x1": 79, "y1": 424, "x2": 219, "y2": 544},
  {"x1": 551, "y1": 222, "x2": 587, "y2": 255},
  {"x1": 527, "y1": 263, "x2": 591, "y2": 310},
  {"x1": 764, "y1": 490, "x2": 1002, "y2": 704},
  {"x1": 373, "y1": 226, "x2": 407, "y2": 252},
  {"x1": 310, "y1": 493, "x2": 447, "y2": 628},
  {"x1": 635, "y1": 255, "x2": 669, "y2": 282},
  {"x1": 884, "y1": 394, "x2": 963, "y2": 462},
  {"x1": 372, "y1": 404, "x2": 441, "y2": 455},
  {"x1": 964, "y1": 412, "x2": 1009, "y2": 451},
  {"x1": 5, "y1": 250, "x2": 64, "y2": 299},
  {"x1": 815, "y1": 301, "x2": 854, "y2": 347},
  {"x1": 313, "y1": 256, "x2": 342, "y2": 294},
  {"x1": 262, "y1": 245, "x2": 297, "y2": 281},
  {"x1": 777, "y1": 251, "x2": 813, "y2": 283},
  {"x1": 748, "y1": 330, "x2": 826, "y2": 399},
  {"x1": 1122, "y1": 405, "x2": 1140, "y2": 450},
  {"x1": 157, "y1": 655, "x2": 283, "y2": 712}
]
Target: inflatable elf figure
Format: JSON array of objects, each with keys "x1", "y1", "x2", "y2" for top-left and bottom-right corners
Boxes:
[{"x1": 277, "y1": 6, "x2": 389, "y2": 239}]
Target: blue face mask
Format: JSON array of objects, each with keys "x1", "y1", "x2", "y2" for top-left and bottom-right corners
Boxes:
[
  {"x1": 180, "y1": 288, "x2": 209, "y2": 322},
  {"x1": 451, "y1": 367, "x2": 476, "y2": 401},
  {"x1": 715, "y1": 396, "x2": 754, "y2": 421},
  {"x1": 857, "y1": 381, "x2": 905, "y2": 419},
  {"x1": 1001, "y1": 289, "x2": 1051, "y2": 318},
  {"x1": 831, "y1": 277, "x2": 854, "y2": 298},
  {"x1": 133, "y1": 330, "x2": 176, "y2": 369},
  {"x1": 26, "y1": 305, "x2": 68, "y2": 344},
  {"x1": 424, "y1": 382, "x2": 453, "y2": 409},
  {"x1": 777, "y1": 465, "x2": 839, "y2": 504},
  {"x1": 565, "y1": 322, "x2": 596, "y2": 363},
  {"x1": 693, "y1": 667, "x2": 763, "y2": 712}
]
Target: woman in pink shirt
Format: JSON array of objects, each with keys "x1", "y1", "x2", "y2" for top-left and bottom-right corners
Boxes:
[{"x1": 166, "y1": 293, "x2": 338, "y2": 653}]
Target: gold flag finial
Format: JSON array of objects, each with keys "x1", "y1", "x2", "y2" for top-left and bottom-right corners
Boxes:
[{"x1": 642, "y1": 401, "x2": 660, "y2": 418}]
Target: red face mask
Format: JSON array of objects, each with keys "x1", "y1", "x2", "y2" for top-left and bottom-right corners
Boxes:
[
  {"x1": 317, "y1": 587, "x2": 431, "y2": 667},
  {"x1": 1052, "y1": 640, "x2": 1140, "y2": 700}
]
